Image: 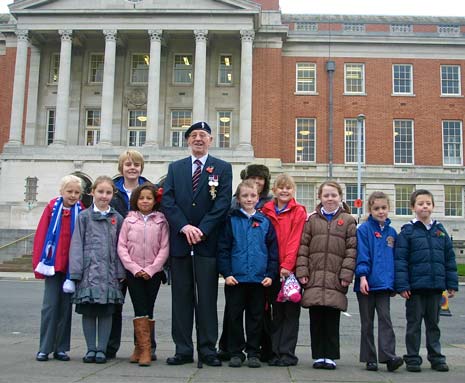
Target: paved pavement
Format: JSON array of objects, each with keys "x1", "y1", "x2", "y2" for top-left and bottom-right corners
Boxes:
[{"x1": 0, "y1": 272, "x2": 464, "y2": 383}]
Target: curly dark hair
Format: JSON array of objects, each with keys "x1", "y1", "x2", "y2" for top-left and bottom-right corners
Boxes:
[{"x1": 129, "y1": 182, "x2": 161, "y2": 212}]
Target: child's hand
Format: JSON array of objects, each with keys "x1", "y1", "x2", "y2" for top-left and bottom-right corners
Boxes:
[
  {"x1": 280, "y1": 268, "x2": 291, "y2": 278},
  {"x1": 225, "y1": 276, "x2": 238, "y2": 286},
  {"x1": 135, "y1": 271, "x2": 145, "y2": 278},
  {"x1": 340, "y1": 279, "x2": 350, "y2": 288},
  {"x1": 400, "y1": 290, "x2": 411, "y2": 299},
  {"x1": 261, "y1": 277, "x2": 272, "y2": 287},
  {"x1": 142, "y1": 272, "x2": 150, "y2": 280},
  {"x1": 360, "y1": 276, "x2": 369, "y2": 295},
  {"x1": 299, "y1": 276, "x2": 308, "y2": 285},
  {"x1": 447, "y1": 289, "x2": 456, "y2": 298}
]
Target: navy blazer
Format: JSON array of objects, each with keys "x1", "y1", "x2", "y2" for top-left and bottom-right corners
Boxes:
[{"x1": 161, "y1": 154, "x2": 232, "y2": 258}]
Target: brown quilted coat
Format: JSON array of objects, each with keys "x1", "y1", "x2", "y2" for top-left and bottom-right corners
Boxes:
[{"x1": 295, "y1": 205, "x2": 357, "y2": 311}]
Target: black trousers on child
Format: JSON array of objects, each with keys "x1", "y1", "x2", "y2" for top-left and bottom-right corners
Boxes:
[
  {"x1": 357, "y1": 291, "x2": 396, "y2": 363},
  {"x1": 309, "y1": 306, "x2": 341, "y2": 360},
  {"x1": 225, "y1": 283, "x2": 265, "y2": 358},
  {"x1": 404, "y1": 292, "x2": 445, "y2": 367}
]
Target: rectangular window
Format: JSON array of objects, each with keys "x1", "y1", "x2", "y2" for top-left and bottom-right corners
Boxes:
[
  {"x1": 438, "y1": 24, "x2": 460, "y2": 36},
  {"x1": 394, "y1": 120, "x2": 414, "y2": 164},
  {"x1": 345, "y1": 184, "x2": 364, "y2": 213},
  {"x1": 24, "y1": 176, "x2": 38, "y2": 205},
  {"x1": 49, "y1": 53, "x2": 60, "y2": 83},
  {"x1": 295, "y1": 22, "x2": 318, "y2": 32},
  {"x1": 173, "y1": 54, "x2": 193, "y2": 84},
  {"x1": 217, "y1": 111, "x2": 231, "y2": 148},
  {"x1": 85, "y1": 109, "x2": 101, "y2": 146},
  {"x1": 395, "y1": 185, "x2": 414, "y2": 215},
  {"x1": 343, "y1": 23, "x2": 365, "y2": 32},
  {"x1": 171, "y1": 110, "x2": 192, "y2": 147},
  {"x1": 218, "y1": 55, "x2": 233, "y2": 85},
  {"x1": 441, "y1": 65, "x2": 461, "y2": 96},
  {"x1": 443, "y1": 120, "x2": 463, "y2": 165},
  {"x1": 89, "y1": 54, "x2": 104, "y2": 83},
  {"x1": 296, "y1": 118, "x2": 316, "y2": 162},
  {"x1": 296, "y1": 183, "x2": 315, "y2": 211},
  {"x1": 46, "y1": 109, "x2": 55, "y2": 145},
  {"x1": 296, "y1": 63, "x2": 316, "y2": 93},
  {"x1": 131, "y1": 54, "x2": 149, "y2": 83},
  {"x1": 344, "y1": 118, "x2": 365, "y2": 164},
  {"x1": 390, "y1": 24, "x2": 413, "y2": 33},
  {"x1": 344, "y1": 63, "x2": 365, "y2": 94},
  {"x1": 393, "y1": 64, "x2": 413, "y2": 95},
  {"x1": 445, "y1": 185, "x2": 463, "y2": 217},
  {"x1": 128, "y1": 110, "x2": 147, "y2": 147}
]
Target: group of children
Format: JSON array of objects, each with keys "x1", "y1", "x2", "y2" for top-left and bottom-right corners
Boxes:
[{"x1": 32, "y1": 156, "x2": 458, "y2": 373}]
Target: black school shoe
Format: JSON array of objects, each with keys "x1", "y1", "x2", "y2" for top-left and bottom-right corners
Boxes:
[
  {"x1": 82, "y1": 350, "x2": 96, "y2": 363},
  {"x1": 386, "y1": 356, "x2": 403, "y2": 372},
  {"x1": 166, "y1": 354, "x2": 194, "y2": 365},
  {"x1": 53, "y1": 352, "x2": 70, "y2": 361},
  {"x1": 366, "y1": 362, "x2": 378, "y2": 371},
  {"x1": 431, "y1": 363, "x2": 449, "y2": 372},
  {"x1": 36, "y1": 352, "x2": 49, "y2": 362},
  {"x1": 406, "y1": 364, "x2": 421, "y2": 372}
]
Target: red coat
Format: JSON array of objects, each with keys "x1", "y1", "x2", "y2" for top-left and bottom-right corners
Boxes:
[
  {"x1": 32, "y1": 198, "x2": 83, "y2": 279},
  {"x1": 262, "y1": 198, "x2": 307, "y2": 273}
]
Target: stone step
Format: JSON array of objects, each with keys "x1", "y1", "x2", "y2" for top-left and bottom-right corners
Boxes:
[{"x1": 0, "y1": 254, "x2": 32, "y2": 272}]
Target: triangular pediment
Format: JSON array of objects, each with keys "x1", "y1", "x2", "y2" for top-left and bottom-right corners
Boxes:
[{"x1": 10, "y1": 0, "x2": 261, "y2": 12}]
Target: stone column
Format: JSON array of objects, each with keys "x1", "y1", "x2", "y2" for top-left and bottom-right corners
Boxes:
[
  {"x1": 7, "y1": 29, "x2": 29, "y2": 147},
  {"x1": 192, "y1": 30, "x2": 208, "y2": 123},
  {"x1": 238, "y1": 30, "x2": 254, "y2": 150},
  {"x1": 24, "y1": 45, "x2": 41, "y2": 145},
  {"x1": 99, "y1": 29, "x2": 117, "y2": 146},
  {"x1": 53, "y1": 29, "x2": 73, "y2": 145},
  {"x1": 144, "y1": 30, "x2": 162, "y2": 148}
]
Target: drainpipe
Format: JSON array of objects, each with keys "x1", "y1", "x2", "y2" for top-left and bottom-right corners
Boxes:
[{"x1": 326, "y1": 60, "x2": 335, "y2": 178}]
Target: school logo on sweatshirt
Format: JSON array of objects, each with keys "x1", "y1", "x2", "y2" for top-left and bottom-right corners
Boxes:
[{"x1": 386, "y1": 236, "x2": 395, "y2": 248}]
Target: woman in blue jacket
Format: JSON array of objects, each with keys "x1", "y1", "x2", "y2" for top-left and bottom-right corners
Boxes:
[
  {"x1": 354, "y1": 192, "x2": 403, "y2": 372},
  {"x1": 217, "y1": 179, "x2": 278, "y2": 368}
]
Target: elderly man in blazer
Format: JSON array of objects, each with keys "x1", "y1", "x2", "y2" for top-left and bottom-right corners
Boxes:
[{"x1": 161, "y1": 121, "x2": 232, "y2": 366}]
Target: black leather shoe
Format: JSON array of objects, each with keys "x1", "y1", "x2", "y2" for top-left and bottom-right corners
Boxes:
[
  {"x1": 202, "y1": 355, "x2": 222, "y2": 367},
  {"x1": 36, "y1": 352, "x2": 49, "y2": 362},
  {"x1": 82, "y1": 350, "x2": 96, "y2": 363},
  {"x1": 166, "y1": 354, "x2": 194, "y2": 365},
  {"x1": 313, "y1": 360, "x2": 326, "y2": 369},
  {"x1": 387, "y1": 357, "x2": 403, "y2": 372},
  {"x1": 366, "y1": 362, "x2": 378, "y2": 371},
  {"x1": 95, "y1": 351, "x2": 107, "y2": 364},
  {"x1": 431, "y1": 363, "x2": 449, "y2": 372},
  {"x1": 217, "y1": 349, "x2": 231, "y2": 361},
  {"x1": 53, "y1": 352, "x2": 70, "y2": 361}
]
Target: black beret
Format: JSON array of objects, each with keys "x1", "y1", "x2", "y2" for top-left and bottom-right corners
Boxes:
[{"x1": 184, "y1": 121, "x2": 211, "y2": 139}]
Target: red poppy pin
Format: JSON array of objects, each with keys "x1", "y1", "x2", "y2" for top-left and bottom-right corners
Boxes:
[
  {"x1": 436, "y1": 230, "x2": 445, "y2": 237},
  {"x1": 155, "y1": 187, "x2": 163, "y2": 204},
  {"x1": 337, "y1": 219, "x2": 344, "y2": 226},
  {"x1": 62, "y1": 210, "x2": 70, "y2": 217},
  {"x1": 206, "y1": 166, "x2": 214, "y2": 174},
  {"x1": 374, "y1": 231, "x2": 382, "y2": 238},
  {"x1": 252, "y1": 221, "x2": 260, "y2": 228},
  {"x1": 111, "y1": 217, "x2": 117, "y2": 225}
]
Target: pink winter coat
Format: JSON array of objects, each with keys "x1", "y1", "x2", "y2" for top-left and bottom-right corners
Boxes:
[{"x1": 118, "y1": 211, "x2": 169, "y2": 277}]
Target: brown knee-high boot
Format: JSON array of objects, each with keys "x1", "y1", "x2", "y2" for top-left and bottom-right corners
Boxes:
[
  {"x1": 148, "y1": 319, "x2": 157, "y2": 361},
  {"x1": 129, "y1": 318, "x2": 141, "y2": 363},
  {"x1": 133, "y1": 317, "x2": 151, "y2": 366}
]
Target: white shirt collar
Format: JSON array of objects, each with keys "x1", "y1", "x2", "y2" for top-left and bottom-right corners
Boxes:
[
  {"x1": 93, "y1": 205, "x2": 111, "y2": 215},
  {"x1": 412, "y1": 217, "x2": 434, "y2": 230},
  {"x1": 191, "y1": 154, "x2": 208, "y2": 165}
]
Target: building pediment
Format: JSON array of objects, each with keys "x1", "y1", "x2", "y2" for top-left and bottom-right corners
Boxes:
[{"x1": 9, "y1": 0, "x2": 261, "y2": 13}]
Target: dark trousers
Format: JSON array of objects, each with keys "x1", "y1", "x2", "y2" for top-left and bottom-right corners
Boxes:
[
  {"x1": 357, "y1": 291, "x2": 396, "y2": 363},
  {"x1": 269, "y1": 279, "x2": 300, "y2": 362},
  {"x1": 39, "y1": 272, "x2": 72, "y2": 354},
  {"x1": 171, "y1": 255, "x2": 218, "y2": 358},
  {"x1": 404, "y1": 292, "x2": 445, "y2": 366},
  {"x1": 309, "y1": 306, "x2": 341, "y2": 360},
  {"x1": 127, "y1": 271, "x2": 163, "y2": 349},
  {"x1": 106, "y1": 281, "x2": 126, "y2": 356},
  {"x1": 225, "y1": 283, "x2": 264, "y2": 358}
]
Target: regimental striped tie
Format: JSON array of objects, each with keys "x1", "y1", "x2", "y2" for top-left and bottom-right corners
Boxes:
[{"x1": 192, "y1": 159, "x2": 202, "y2": 192}]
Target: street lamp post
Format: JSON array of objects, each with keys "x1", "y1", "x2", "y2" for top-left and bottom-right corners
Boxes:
[{"x1": 356, "y1": 114, "x2": 365, "y2": 223}]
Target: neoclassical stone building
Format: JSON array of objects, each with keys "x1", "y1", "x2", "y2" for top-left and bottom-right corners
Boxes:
[{"x1": 1, "y1": 0, "x2": 465, "y2": 246}]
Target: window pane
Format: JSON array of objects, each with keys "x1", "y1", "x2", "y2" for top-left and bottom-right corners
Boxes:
[
  {"x1": 395, "y1": 185, "x2": 414, "y2": 215},
  {"x1": 218, "y1": 55, "x2": 233, "y2": 84},
  {"x1": 47, "y1": 110, "x2": 55, "y2": 145},
  {"x1": 50, "y1": 54, "x2": 60, "y2": 83},
  {"x1": 131, "y1": 54, "x2": 149, "y2": 83},
  {"x1": 296, "y1": 118, "x2": 315, "y2": 162},
  {"x1": 441, "y1": 65, "x2": 460, "y2": 95},
  {"x1": 296, "y1": 183, "x2": 315, "y2": 211},
  {"x1": 394, "y1": 120, "x2": 413, "y2": 164},
  {"x1": 171, "y1": 110, "x2": 192, "y2": 147},
  {"x1": 393, "y1": 64, "x2": 412, "y2": 94},
  {"x1": 445, "y1": 185, "x2": 463, "y2": 217},
  {"x1": 443, "y1": 120, "x2": 462, "y2": 165},
  {"x1": 296, "y1": 63, "x2": 316, "y2": 92},
  {"x1": 346, "y1": 184, "x2": 364, "y2": 213},
  {"x1": 128, "y1": 110, "x2": 147, "y2": 147},
  {"x1": 345, "y1": 64, "x2": 364, "y2": 93},
  {"x1": 85, "y1": 109, "x2": 101, "y2": 146},
  {"x1": 174, "y1": 55, "x2": 193, "y2": 83},
  {"x1": 345, "y1": 119, "x2": 365, "y2": 163},
  {"x1": 89, "y1": 54, "x2": 104, "y2": 83},
  {"x1": 217, "y1": 111, "x2": 231, "y2": 148}
]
